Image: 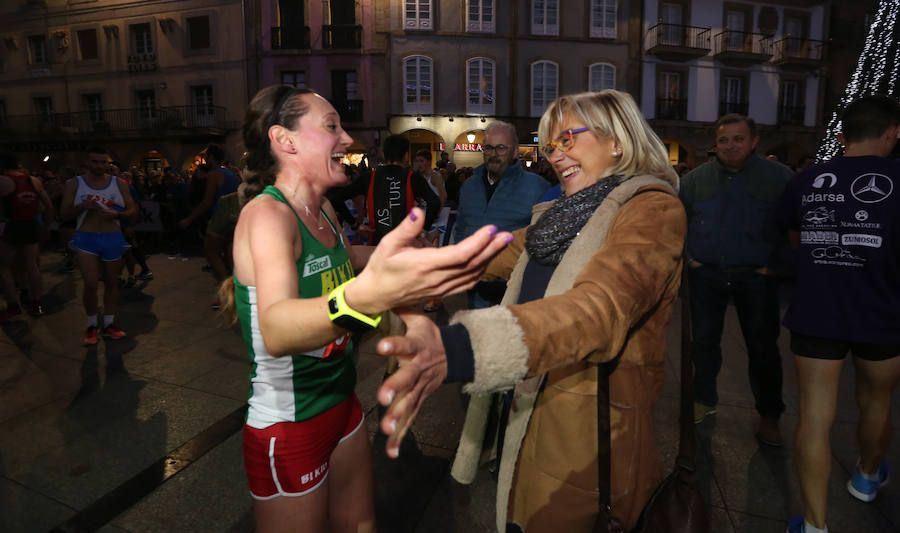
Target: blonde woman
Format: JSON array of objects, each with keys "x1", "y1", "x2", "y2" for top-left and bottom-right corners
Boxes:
[{"x1": 375, "y1": 90, "x2": 687, "y2": 532}]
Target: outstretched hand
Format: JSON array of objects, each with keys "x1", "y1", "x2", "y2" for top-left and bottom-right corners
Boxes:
[
  {"x1": 376, "y1": 307, "x2": 448, "y2": 458},
  {"x1": 345, "y1": 207, "x2": 512, "y2": 315}
]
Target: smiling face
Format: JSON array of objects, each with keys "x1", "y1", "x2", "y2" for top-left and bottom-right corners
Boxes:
[
  {"x1": 546, "y1": 114, "x2": 618, "y2": 196},
  {"x1": 715, "y1": 121, "x2": 758, "y2": 172},
  {"x1": 280, "y1": 93, "x2": 354, "y2": 187}
]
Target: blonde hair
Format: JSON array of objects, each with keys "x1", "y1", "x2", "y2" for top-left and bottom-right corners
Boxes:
[{"x1": 538, "y1": 90, "x2": 676, "y2": 183}]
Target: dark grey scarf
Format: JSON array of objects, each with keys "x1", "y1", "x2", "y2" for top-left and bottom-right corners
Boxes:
[{"x1": 525, "y1": 175, "x2": 625, "y2": 266}]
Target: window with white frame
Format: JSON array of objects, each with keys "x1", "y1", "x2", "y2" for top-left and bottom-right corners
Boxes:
[
  {"x1": 83, "y1": 93, "x2": 103, "y2": 123},
  {"x1": 530, "y1": 61, "x2": 558, "y2": 117},
  {"x1": 282, "y1": 70, "x2": 307, "y2": 88},
  {"x1": 136, "y1": 89, "x2": 156, "y2": 120},
  {"x1": 403, "y1": 56, "x2": 433, "y2": 114},
  {"x1": 405, "y1": 0, "x2": 432, "y2": 30},
  {"x1": 130, "y1": 23, "x2": 153, "y2": 55},
  {"x1": 466, "y1": 58, "x2": 495, "y2": 115},
  {"x1": 28, "y1": 35, "x2": 48, "y2": 65},
  {"x1": 532, "y1": 0, "x2": 558, "y2": 36},
  {"x1": 590, "y1": 0, "x2": 617, "y2": 39},
  {"x1": 589, "y1": 62, "x2": 616, "y2": 92},
  {"x1": 468, "y1": 0, "x2": 494, "y2": 33},
  {"x1": 33, "y1": 97, "x2": 53, "y2": 122}
]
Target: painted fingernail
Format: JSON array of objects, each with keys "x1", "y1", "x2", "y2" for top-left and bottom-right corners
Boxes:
[
  {"x1": 408, "y1": 210, "x2": 418, "y2": 222},
  {"x1": 505, "y1": 234, "x2": 514, "y2": 244},
  {"x1": 389, "y1": 419, "x2": 397, "y2": 433},
  {"x1": 488, "y1": 225, "x2": 497, "y2": 237},
  {"x1": 386, "y1": 390, "x2": 395, "y2": 404}
]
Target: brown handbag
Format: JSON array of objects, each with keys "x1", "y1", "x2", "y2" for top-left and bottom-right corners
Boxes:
[{"x1": 594, "y1": 268, "x2": 709, "y2": 533}]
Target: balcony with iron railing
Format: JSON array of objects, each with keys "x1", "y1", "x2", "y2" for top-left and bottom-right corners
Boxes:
[
  {"x1": 713, "y1": 31, "x2": 773, "y2": 65},
  {"x1": 772, "y1": 37, "x2": 826, "y2": 69},
  {"x1": 655, "y1": 98, "x2": 688, "y2": 121},
  {"x1": 271, "y1": 26, "x2": 311, "y2": 50},
  {"x1": 777, "y1": 104, "x2": 806, "y2": 125},
  {"x1": 646, "y1": 23, "x2": 711, "y2": 61},
  {"x1": 719, "y1": 101, "x2": 749, "y2": 116},
  {"x1": 330, "y1": 99, "x2": 363, "y2": 123},
  {"x1": 0, "y1": 106, "x2": 229, "y2": 139},
  {"x1": 323, "y1": 25, "x2": 362, "y2": 49}
]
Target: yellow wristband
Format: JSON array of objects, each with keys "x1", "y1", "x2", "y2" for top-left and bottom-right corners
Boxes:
[{"x1": 327, "y1": 279, "x2": 382, "y2": 332}]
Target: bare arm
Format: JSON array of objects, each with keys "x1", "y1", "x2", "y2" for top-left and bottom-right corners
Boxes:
[
  {"x1": 180, "y1": 170, "x2": 221, "y2": 228},
  {"x1": 239, "y1": 202, "x2": 512, "y2": 357},
  {"x1": 32, "y1": 177, "x2": 54, "y2": 221},
  {"x1": 60, "y1": 179, "x2": 95, "y2": 221}
]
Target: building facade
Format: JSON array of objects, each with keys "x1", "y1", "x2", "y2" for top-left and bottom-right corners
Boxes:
[
  {"x1": 641, "y1": 0, "x2": 831, "y2": 168},
  {"x1": 381, "y1": 0, "x2": 637, "y2": 168},
  {"x1": 0, "y1": 0, "x2": 248, "y2": 171},
  {"x1": 246, "y1": 0, "x2": 388, "y2": 160}
]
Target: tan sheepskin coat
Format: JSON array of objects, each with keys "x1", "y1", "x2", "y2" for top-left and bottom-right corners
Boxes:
[{"x1": 449, "y1": 174, "x2": 686, "y2": 532}]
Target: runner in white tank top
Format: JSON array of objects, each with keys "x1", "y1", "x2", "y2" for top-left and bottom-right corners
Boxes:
[{"x1": 60, "y1": 147, "x2": 137, "y2": 345}]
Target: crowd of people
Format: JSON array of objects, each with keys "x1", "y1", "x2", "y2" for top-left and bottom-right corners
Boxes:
[{"x1": 0, "y1": 86, "x2": 897, "y2": 533}]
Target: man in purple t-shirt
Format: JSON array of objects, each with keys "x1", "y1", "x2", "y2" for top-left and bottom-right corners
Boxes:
[{"x1": 776, "y1": 96, "x2": 900, "y2": 533}]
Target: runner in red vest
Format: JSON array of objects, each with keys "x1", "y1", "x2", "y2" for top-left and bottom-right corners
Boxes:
[
  {"x1": 0, "y1": 153, "x2": 25, "y2": 322},
  {"x1": 2, "y1": 156, "x2": 53, "y2": 316}
]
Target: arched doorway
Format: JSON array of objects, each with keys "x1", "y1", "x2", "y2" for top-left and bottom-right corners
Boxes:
[
  {"x1": 452, "y1": 129, "x2": 485, "y2": 168},
  {"x1": 401, "y1": 128, "x2": 445, "y2": 167},
  {"x1": 139, "y1": 150, "x2": 170, "y2": 173}
]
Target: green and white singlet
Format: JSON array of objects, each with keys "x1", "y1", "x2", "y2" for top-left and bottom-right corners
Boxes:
[{"x1": 235, "y1": 185, "x2": 357, "y2": 429}]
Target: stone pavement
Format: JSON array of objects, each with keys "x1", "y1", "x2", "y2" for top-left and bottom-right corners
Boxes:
[{"x1": 0, "y1": 250, "x2": 898, "y2": 532}]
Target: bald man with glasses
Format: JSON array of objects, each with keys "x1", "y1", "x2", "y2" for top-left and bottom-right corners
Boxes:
[{"x1": 454, "y1": 120, "x2": 550, "y2": 309}]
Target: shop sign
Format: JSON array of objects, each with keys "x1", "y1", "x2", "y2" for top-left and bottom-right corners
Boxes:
[{"x1": 454, "y1": 143, "x2": 483, "y2": 152}]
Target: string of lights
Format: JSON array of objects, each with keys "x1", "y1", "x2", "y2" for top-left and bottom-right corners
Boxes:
[{"x1": 817, "y1": 0, "x2": 900, "y2": 162}]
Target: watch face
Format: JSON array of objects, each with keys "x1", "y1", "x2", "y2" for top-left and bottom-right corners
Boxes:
[
  {"x1": 328, "y1": 298, "x2": 340, "y2": 314},
  {"x1": 334, "y1": 314, "x2": 374, "y2": 333}
]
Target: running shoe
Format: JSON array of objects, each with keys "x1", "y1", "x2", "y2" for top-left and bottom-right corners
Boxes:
[
  {"x1": 135, "y1": 270, "x2": 154, "y2": 281},
  {"x1": 102, "y1": 324, "x2": 127, "y2": 340},
  {"x1": 847, "y1": 461, "x2": 890, "y2": 502},
  {"x1": 83, "y1": 326, "x2": 99, "y2": 345},
  {"x1": 785, "y1": 516, "x2": 804, "y2": 533},
  {"x1": 29, "y1": 302, "x2": 45, "y2": 317},
  {"x1": 693, "y1": 402, "x2": 717, "y2": 424}
]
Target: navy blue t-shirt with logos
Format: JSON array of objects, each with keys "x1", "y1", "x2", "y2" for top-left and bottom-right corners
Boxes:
[{"x1": 776, "y1": 155, "x2": 900, "y2": 344}]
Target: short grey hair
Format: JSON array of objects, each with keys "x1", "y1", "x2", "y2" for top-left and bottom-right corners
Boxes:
[{"x1": 484, "y1": 121, "x2": 519, "y2": 149}]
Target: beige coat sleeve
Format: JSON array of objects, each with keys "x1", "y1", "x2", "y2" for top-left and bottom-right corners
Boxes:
[{"x1": 453, "y1": 191, "x2": 686, "y2": 391}]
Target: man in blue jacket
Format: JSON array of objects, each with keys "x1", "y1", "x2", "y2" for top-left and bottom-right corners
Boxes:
[
  {"x1": 455, "y1": 120, "x2": 549, "y2": 308},
  {"x1": 680, "y1": 114, "x2": 793, "y2": 446}
]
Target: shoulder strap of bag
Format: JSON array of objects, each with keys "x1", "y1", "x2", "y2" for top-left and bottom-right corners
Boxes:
[{"x1": 597, "y1": 254, "x2": 695, "y2": 527}]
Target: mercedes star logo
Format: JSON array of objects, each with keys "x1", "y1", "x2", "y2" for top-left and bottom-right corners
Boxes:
[{"x1": 850, "y1": 173, "x2": 893, "y2": 203}]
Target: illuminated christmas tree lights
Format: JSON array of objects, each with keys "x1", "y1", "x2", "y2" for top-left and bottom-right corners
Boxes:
[{"x1": 817, "y1": 0, "x2": 900, "y2": 161}]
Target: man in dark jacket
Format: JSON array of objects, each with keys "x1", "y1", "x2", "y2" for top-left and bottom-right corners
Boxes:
[{"x1": 680, "y1": 113, "x2": 793, "y2": 446}]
